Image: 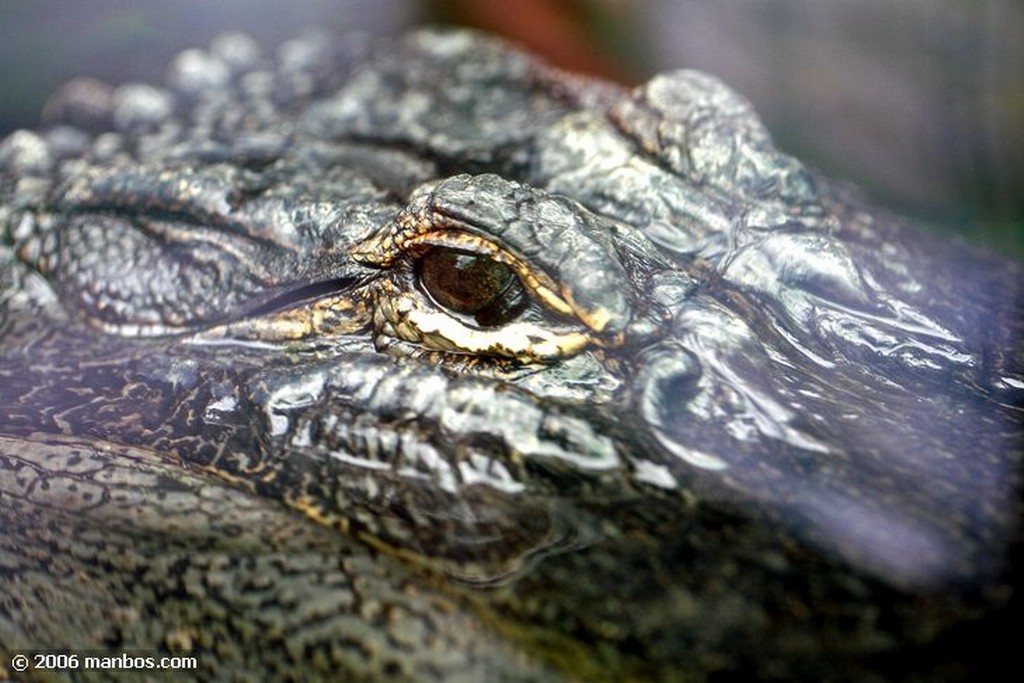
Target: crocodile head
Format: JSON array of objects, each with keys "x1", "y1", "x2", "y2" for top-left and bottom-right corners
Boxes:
[{"x1": 1, "y1": 29, "x2": 1020, "y2": 680}]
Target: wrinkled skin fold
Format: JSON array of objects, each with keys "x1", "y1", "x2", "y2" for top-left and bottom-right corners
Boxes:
[{"x1": 0, "y1": 29, "x2": 1021, "y2": 681}]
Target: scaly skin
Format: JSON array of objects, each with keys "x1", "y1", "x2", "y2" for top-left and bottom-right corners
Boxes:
[{"x1": 0, "y1": 29, "x2": 1021, "y2": 681}]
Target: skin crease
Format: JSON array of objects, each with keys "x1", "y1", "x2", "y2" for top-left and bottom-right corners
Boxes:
[{"x1": 0, "y1": 28, "x2": 1021, "y2": 682}]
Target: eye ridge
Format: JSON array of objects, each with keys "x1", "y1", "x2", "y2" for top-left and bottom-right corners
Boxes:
[{"x1": 416, "y1": 247, "x2": 527, "y2": 327}]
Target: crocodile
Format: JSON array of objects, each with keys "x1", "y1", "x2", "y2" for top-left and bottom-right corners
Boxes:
[{"x1": 0, "y1": 29, "x2": 1021, "y2": 681}]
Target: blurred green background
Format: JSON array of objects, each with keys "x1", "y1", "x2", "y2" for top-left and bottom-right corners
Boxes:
[{"x1": 2, "y1": 0, "x2": 1021, "y2": 256}]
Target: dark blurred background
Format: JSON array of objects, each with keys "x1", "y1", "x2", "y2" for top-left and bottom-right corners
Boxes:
[{"x1": 2, "y1": 0, "x2": 1021, "y2": 255}]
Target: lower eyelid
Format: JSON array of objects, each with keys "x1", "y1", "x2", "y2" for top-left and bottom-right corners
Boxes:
[{"x1": 402, "y1": 306, "x2": 592, "y2": 362}]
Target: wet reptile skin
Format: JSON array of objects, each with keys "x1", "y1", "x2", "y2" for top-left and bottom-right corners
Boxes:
[{"x1": 0, "y1": 30, "x2": 1022, "y2": 681}]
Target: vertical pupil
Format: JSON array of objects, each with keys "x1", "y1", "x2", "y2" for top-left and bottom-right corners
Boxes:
[{"x1": 419, "y1": 248, "x2": 515, "y2": 315}]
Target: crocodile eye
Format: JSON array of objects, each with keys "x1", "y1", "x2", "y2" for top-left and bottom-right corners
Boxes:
[{"x1": 417, "y1": 247, "x2": 526, "y2": 326}]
